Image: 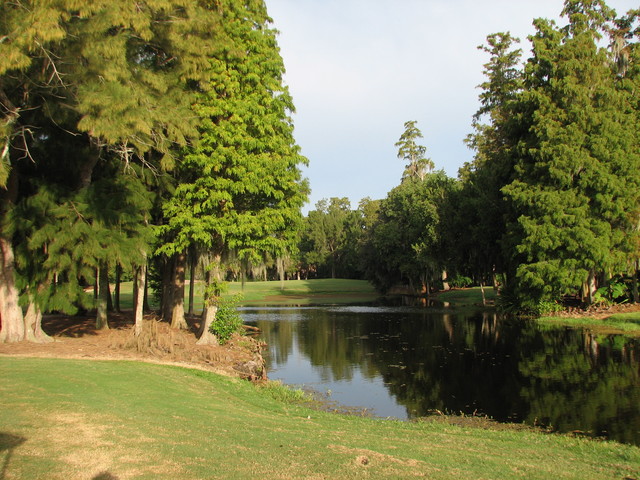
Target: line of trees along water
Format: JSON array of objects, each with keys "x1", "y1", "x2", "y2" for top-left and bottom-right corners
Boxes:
[
  {"x1": 298, "y1": 2, "x2": 640, "y2": 315},
  {"x1": 2, "y1": 1, "x2": 640, "y2": 343}
]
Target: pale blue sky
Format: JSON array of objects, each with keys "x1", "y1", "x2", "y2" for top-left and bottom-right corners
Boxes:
[{"x1": 264, "y1": 0, "x2": 638, "y2": 212}]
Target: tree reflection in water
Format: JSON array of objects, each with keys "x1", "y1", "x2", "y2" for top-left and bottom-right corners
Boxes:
[{"x1": 241, "y1": 306, "x2": 640, "y2": 445}]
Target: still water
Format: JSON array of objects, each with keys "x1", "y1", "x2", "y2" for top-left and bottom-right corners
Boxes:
[{"x1": 241, "y1": 305, "x2": 640, "y2": 445}]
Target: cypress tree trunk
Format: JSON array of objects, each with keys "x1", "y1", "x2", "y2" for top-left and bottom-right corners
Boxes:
[
  {"x1": 586, "y1": 271, "x2": 597, "y2": 306},
  {"x1": 480, "y1": 281, "x2": 487, "y2": 307},
  {"x1": 197, "y1": 304, "x2": 219, "y2": 345},
  {"x1": 133, "y1": 263, "x2": 146, "y2": 336},
  {"x1": 96, "y1": 264, "x2": 110, "y2": 330},
  {"x1": 0, "y1": 236, "x2": 25, "y2": 342},
  {"x1": 24, "y1": 293, "x2": 53, "y2": 343},
  {"x1": 143, "y1": 268, "x2": 150, "y2": 313},
  {"x1": 441, "y1": 270, "x2": 450, "y2": 291},
  {"x1": 106, "y1": 279, "x2": 114, "y2": 312},
  {"x1": 161, "y1": 256, "x2": 174, "y2": 322},
  {"x1": 170, "y1": 252, "x2": 188, "y2": 330},
  {"x1": 114, "y1": 264, "x2": 121, "y2": 313},
  {"x1": 197, "y1": 265, "x2": 220, "y2": 345},
  {"x1": 188, "y1": 253, "x2": 196, "y2": 316}
]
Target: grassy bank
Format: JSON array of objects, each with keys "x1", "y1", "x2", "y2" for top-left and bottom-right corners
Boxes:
[
  {"x1": 538, "y1": 310, "x2": 640, "y2": 336},
  {"x1": 114, "y1": 279, "x2": 378, "y2": 310},
  {"x1": 1, "y1": 357, "x2": 638, "y2": 480},
  {"x1": 227, "y1": 278, "x2": 379, "y2": 305}
]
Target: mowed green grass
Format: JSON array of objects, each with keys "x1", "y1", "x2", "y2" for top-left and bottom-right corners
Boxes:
[
  {"x1": 538, "y1": 310, "x2": 640, "y2": 336},
  {"x1": 0, "y1": 357, "x2": 639, "y2": 480},
  {"x1": 117, "y1": 278, "x2": 379, "y2": 310}
]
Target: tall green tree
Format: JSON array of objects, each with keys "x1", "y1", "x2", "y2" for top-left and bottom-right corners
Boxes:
[
  {"x1": 395, "y1": 121, "x2": 434, "y2": 182},
  {"x1": 364, "y1": 171, "x2": 455, "y2": 294},
  {"x1": 300, "y1": 198, "x2": 361, "y2": 279},
  {"x1": 0, "y1": 1, "x2": 224, "y2": 341},
  {"x1": 455, "y1": 32, "x2": 523, "y2": 287},
  {"x1": 502, "y1": 0, "x2": 640, "y2": 310},
  {"x1": 157, "y1": 0, "x2": 308, "y2": 337}
]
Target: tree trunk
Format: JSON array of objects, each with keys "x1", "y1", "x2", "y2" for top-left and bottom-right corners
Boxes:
[
  {"x1": 114, "y1": 264, "x2": 121, "y2": 313},
  {"x1": 170, "y1": 252, "x2": 188, "y2": 330},
  {"x1": 0, "y1": 236, "x2": 25, "y2": 343},
  {"x1": 632, "y1": 260, "x2": 639, "y2": 304},
  {"x1": 96, "y1": 263, "x2": 110, "y2": 330},
  {"x1": 143, "y1": 267, "x2": 150, "y2": 313},
  {"x1": 188, "y1": 252, "x2": 196, "y2": 316},
  {"x1": 277, "y1": 257, "x2": 285, "y2": 290},
  {"x1": 480, "y1": 281, "x2": 487, "y2": 307},
  {"x1": 586, "y1": 271, "x2": 597, "y2": 305},
  {"x1": 161, "y1": 256, "x2": 174, "y2": 322},
  {"x1": 133, "y1": 263, "x2": 146, "y2": 336},
  {"x1": 441, "y1": 270, "x2": 450, "y2": 291},
  {"x1": 24, "y1": 295, "x2": 53, "y2": 343},
  {"x1": 196, "y1": 304, "x2": 219, "y2": 345}
]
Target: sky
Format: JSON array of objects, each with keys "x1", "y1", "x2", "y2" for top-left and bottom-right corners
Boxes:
[{"x1": 264, "y1": 0, "x2": 638, "y2": 213}]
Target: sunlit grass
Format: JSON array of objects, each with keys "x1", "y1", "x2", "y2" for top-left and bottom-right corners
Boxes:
[
  {"x1": 538, "y1": 310, "x2": 640, "y2": 336},
  {"x1": 1, "y1": 357, "x2": 639, "y2": 479},
  {"x1": 113, "y1": 278, "x2": 379, "y2": 310}
]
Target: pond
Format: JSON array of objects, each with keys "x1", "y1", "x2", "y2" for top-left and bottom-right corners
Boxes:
[{"x1": 241, "y1": 305, "x2": 640, "y2": 445}]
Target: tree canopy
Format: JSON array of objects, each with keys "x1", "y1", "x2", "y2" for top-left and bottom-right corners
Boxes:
[{"x1": 0, "y1": 0, "x2": 308, "y2": 342}]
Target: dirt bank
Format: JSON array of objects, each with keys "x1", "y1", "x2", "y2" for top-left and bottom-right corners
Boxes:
[{"x1": 0, "y1": 312, "x2": 266, "y2": 380}]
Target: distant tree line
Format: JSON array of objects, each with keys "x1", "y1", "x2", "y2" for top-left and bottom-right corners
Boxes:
[
  {"x1": 0, "y1": 0, "x2": 308, "y2": 343},
  {"x1": 298, "y1": 1, "x2": 640, "y2": 314}
]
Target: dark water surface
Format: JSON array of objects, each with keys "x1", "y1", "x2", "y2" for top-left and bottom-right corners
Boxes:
[{"x1": 241, "y1": 305, "x2": 640, "y2": 445}]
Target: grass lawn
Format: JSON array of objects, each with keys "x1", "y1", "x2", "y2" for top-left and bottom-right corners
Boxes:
[
  {"x1": 1, "y1": 357, "x2": 638, "y2": 480},
  {"x1": 227, "y1": 278, "x2": 379, "y2": 305},
  {"x1": 115, "y1": 278, "x2": 379, "y2": 310},
  {"x1": 538, "y1": 310, "x2": 640, "y2": 336}
]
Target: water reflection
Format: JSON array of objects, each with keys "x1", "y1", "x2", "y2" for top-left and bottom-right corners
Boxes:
[{"x1": 241, "y1": 306, "x2": 640, "y2": 445}]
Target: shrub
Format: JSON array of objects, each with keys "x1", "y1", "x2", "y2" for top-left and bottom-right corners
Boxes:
[
  {"x1": 448, "y1": 275, "x2": 473, "y2": 289},
  {"x1": 209, "y1": 294, "x2": 244, "y2": 344}
]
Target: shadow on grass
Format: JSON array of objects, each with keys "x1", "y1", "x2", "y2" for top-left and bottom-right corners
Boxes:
[
  {"x1": 92, "y1": 472, "x2": 119, "y2": 480},
  {"x1": 0, "y1": 432, "x2": 26, "y2": 480}
]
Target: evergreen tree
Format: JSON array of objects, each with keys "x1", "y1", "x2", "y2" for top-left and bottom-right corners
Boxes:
[
  {"x1": 300, "y1": 198, "x2": 356, "y2": 279},
  {"x1": 395, "y1": 121, "x2": 434, "y2": 182},
  {"x1": 502, "y1": 0, "x2": 640, "y2": 310},
  {"x1": 1, "y1": 1, "x2": 224, "y2": 341},
  {"x1": 364, "y1": 171, "x2": 455, "y2": 294},
  {"x1": 158, "y1": 0, "x2": 308, "y2": 336},
  {"x1": 455, "y1": 32, "x2": 523, "y2": 288}
]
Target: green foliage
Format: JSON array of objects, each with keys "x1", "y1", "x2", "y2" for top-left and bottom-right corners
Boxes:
[
  {"x1": 209, "y1": 294, "x2": 244, "y2": 344},
  {"x1": 594, "y1": 280, "x2": 629, "y2": 305},
  {"x1": 259, "y1": 381, "x2": 310, "y2": 404},
  {"x1": 395, "y1": 120, "x2": 434, "y2": 182},
  {"x1": 447, "y1": 275, "x2": 473, "y2": 289},
  {"x1": 299, "y1": 198, "x2": 364, "y2": 279},
  {"x1": 501, "y1": 5, "x2": 640, "y2": 309},
  {"x1": 362, "y1": 171, "x2": 455, "y2": 293},
  {"x1": 158, "y1": 0, "x2": 308, "y2": 275}
]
